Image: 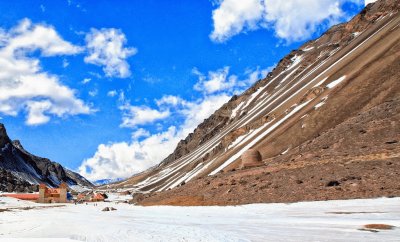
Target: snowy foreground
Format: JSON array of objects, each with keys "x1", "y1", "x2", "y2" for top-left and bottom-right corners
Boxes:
[{"x1": 0, "y1": 196, "x2": 399, "y2": 242}]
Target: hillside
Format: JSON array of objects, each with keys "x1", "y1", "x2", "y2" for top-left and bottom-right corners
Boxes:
[
  {"x1": 103, "y1": 0, "x2": 400, "y2": 205},
  {"x1": 0, "y1": 124, "x2": 93, "y2": 192}
]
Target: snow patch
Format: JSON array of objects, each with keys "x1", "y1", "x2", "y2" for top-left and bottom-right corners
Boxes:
[
  {"x1": 327, "y1": 76, "x2": 346, "y2": 89},
  {"x1": 313, "y1": 76, "x2": 329, "y2": 88},
  {"x1": 230, "y1": 102, "x2": 245, "y2": 119},
  {"x1": 314, "y1": 102, "x2": 325, "y2": 109},
  {"x1": 287, "y1": 55, "x2": 303, "y2": 71},
  {"x1": 228, "y1": 134, "x2": 247, "y2": 150},
  {"x1": 302, "y1": 46, "x2": 314, "y2": 51}
]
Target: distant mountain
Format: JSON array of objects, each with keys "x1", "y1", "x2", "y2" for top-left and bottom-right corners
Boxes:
[
  {"x1": 106, "y1": 0, "x2": 400, "y2": 205},
  {"x1": 94, "y1": 178, "x2": 123, "y2": 186},
  {"x1": 0, "y1": 123, "x2": 93, "y2": 192}
]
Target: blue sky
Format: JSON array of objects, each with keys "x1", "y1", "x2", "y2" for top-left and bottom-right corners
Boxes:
[{"x1": 0, "y1": 0, "x2": 369, "y2": 181}]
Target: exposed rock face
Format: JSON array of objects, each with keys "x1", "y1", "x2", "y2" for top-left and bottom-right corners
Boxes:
[
  {"x1": 0, "y1": 168, "x2": 37, "y2": 193},
  {"x1": 105, "y1": 0, "x2": 400, "y2": 205},
  {"x1": 0, "y1": 123, "x2": 93, "y2": 192}
]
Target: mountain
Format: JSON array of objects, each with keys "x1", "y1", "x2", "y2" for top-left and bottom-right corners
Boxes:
[
  {"x1": 94, "y1": 178, "x2": 123, "y2": 186},
  {"x1": 104, "y1": 0, "x2": 400, "y2": 205},
  {"x1": 0, "y1": 124, "x2": 93, "y2": 192}
]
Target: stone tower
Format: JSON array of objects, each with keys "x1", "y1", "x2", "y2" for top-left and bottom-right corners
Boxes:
[
  {"x1": 240, "y1": 149, "x2": 263, "y2": 169},
  {"x1": 59, "y1": 183, "x2": 67, "y2": 203},
  {"x1": 38, "y1": 184, "x2": 46, "y2": 203}
]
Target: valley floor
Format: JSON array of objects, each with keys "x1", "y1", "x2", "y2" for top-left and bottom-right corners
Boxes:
[{"x1": 0, "y1": 196, "x2": 399, "y2": 241}]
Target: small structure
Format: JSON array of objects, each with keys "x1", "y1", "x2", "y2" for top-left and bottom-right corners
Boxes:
[
  {"x1": 91, "y1": 193, "x2": 105, "y2": 202},
  {"x1": 240, "y1": 149, "x2": 263, "y2": 169},
  {"x1": 76, "y1": 192, "x2": 105, "y2": 203},
  {"x1": 38, "y1": 183, "x2": 68, "y2": 203}
]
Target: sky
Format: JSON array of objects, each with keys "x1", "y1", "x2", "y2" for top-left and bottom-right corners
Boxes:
[{"x1": 0, "y1": 0, "x2": 373, "y2": 181}]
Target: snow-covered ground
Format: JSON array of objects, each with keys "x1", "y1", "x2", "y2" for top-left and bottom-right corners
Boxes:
[{"x1": 0, "y1": 196, "x2": 399, "y2": 241}]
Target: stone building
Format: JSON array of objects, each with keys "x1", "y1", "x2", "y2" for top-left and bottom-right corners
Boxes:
[
  {"x1": 240, "y1": 149, "x2": 263, "y2": 169},
  {"x1": 38, "y1": 183, "x2": 68, "y2": 203}
]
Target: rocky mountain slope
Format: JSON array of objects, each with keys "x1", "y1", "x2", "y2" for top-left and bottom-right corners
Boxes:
[
  {"x1": 0, "y1": 124, "x2": 93, "y2": 192},
  {"x1": 105, "y1": 0, "x2": 400, "y2": 205}
]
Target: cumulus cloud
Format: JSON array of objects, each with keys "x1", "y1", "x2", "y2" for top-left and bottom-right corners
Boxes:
[
  {"x1": 131, "y1": 128, "x2": 150, "y2": 139},
  {"x1": 155, "y1": 95, "x2": 186, "y2": 107},
  {"x1": 193, "y1": 67, "x2": 236, "y2": 94},
  {"x1": 84, "y1": 28, "x2": 137, "y2": 78},
  {"x1": 210, "y1": 0, "x2": 264, "y2": 42},
  {"x1": 210, "y1": 0, "x2": 364, "y2": 43},
  {"x1": 0, "y1": 19, "x2": 91, "y2": 125},
  {"x1": 79, "y1": 126, "x2": 182, "y2": 180},
  {"x1": 120, "y1": 104, "x2": 170, "y2": 128}
]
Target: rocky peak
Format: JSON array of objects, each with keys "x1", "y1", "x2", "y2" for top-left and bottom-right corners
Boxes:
[
  {"x1": 12, "y1": 140, "x2": 24, "y2": 150},
  {"x1": 0, "y1": 123, "x2": 11, "y2": 148}
]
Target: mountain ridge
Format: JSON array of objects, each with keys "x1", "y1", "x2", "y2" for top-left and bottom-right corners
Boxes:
[{"x1": 0, "y1": 123, "x2": 93, "y2": 192}]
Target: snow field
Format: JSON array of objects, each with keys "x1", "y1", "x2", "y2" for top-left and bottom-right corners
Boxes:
[{"x1": 1, "y1": 197, "x2": 399, "y2": 241}]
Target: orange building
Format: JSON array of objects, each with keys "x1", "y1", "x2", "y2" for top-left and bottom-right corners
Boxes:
[
  {"x1": 38, "y1": 183, "x2": 68, "y2": 203},
  {"x1": 76, "y1": 192, "x2": 105, "y2": 202},
  {"x1": 91, "y1": 193, "x2": 105, "y2": 202}
]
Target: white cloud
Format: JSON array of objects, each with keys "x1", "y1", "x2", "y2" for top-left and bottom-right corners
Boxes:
[
  {"x1": 210, "y1": 0, "x2": 363, "y2": 43},
  {"x1": 2, "y1": 18, "x2": 82, "y2": 56},
  {"x1": 79, "y1": 126, "x2": 181, "y2": 181},
  {"x1": 193, "y1": 67, "x2": 236, "y2": 94},
  {"x1": 179, "y1": 94, "x2": 231, "y2": 136},
  {"x1": 84, "y1": 28, "x2": 137, "y2": 78},
  {"x1": 25, "y1": 100, "x2": 51, "y2": 125},
  {"x1": 88, "y1": 89, "x2": 98, "y2": 97},
  {"x1": 156, "y1": 95, "x2": 186, "y2": 107},
  {"x1": 210, "y1": 0, "x2": 264, "y2": 42},
  {"x1": 131, "y1": 128, "x2": 150, "y2": 139},
  {"x1": 0, "y1": 19, "x2": 91, "y2": 126},
  {"x1": 107, "y1": 90, "x2": 117, "y2": 97},
  {"x1": 62, "y1": 59, "x2": 69, "y2": 68},
  {"x1": 81, "y1": 78, "x2": 91, "y2": 84},
  {"x1": 120, "y1": 104, "x2": 170, "y2": 128}
]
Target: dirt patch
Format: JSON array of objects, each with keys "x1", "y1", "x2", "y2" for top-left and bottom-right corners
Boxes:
[
  {"x1": 359, "y1": 223, "x2": 396, "y2": 232},
  {"x1": 364, "y1": 224, "x2": 396, "y2": 230}
]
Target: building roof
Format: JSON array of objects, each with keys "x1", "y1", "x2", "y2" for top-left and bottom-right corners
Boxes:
[
  {"x1": 3, "y1": 194, "x2": 39, "y2": 200},
  {"x1": 93, "y1": 193, "x2": 105, "y2": 200}
]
